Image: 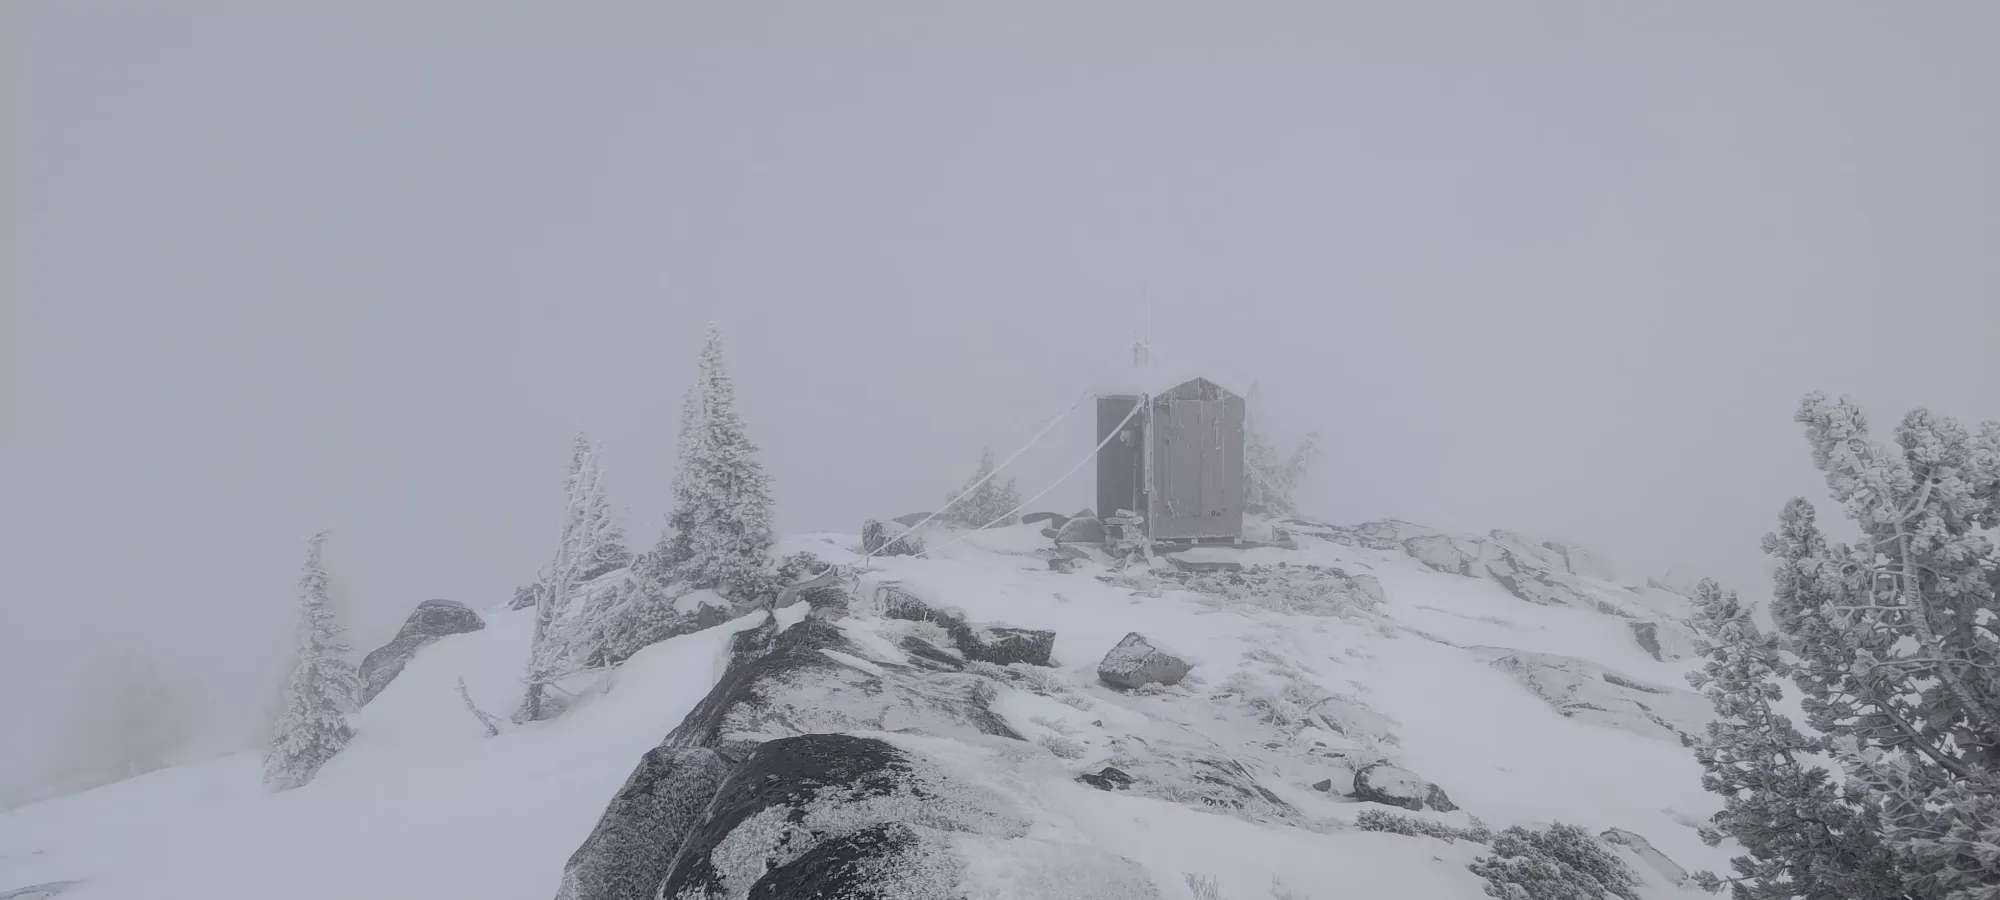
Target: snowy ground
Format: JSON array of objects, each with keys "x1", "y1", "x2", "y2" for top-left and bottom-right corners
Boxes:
[{"x1": 0, "y1": 522, "x2": 1730, "y2": 900}]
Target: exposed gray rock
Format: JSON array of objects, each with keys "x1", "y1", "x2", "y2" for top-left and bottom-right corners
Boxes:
[
  {"x1": 875, "y1": 586, "x2": 1055, "y2": 667},
  {"x1": 890, "y1": 512, "x2": 934, "y2": 528},
  {"x1": 1629, "y1": 620, "x2": 1703, "y2": 662},
  {"x1": 1352, "y1": 762, "x2": 1456, "y2": 812},
  {"x1": 1021, "y1": 511, "x2": 1069, "y2": 528},
  {"x1": 1097, "y1": 632, "x2": 1191, "y2": 689},
  {"x1": 960, "y1": 626, "x2": 1056, "y2": 667},
  {"x1": 1600, "y1": 827, "x2": 1690, "y2": 887},
  {"x1": 1055, "y1": 516, "x2": 1106, "y2": 544},
  {"x1": 664, "y1": 613, "x2": 1020, "y2": 754},
  {"x1": 358, "y1": 599, "x2": 486, "y2": 704},
  {"x1": 1077, "y1": 766, "x2": 1134, "y2": 791},
  {"x1": 1472, "y1": 646, "x2": 1708, "y2": 745}
]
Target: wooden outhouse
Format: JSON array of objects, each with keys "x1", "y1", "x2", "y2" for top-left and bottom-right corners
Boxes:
[{"x1": 1095, "y1": 376, "x2": 1247, "y2": 542}]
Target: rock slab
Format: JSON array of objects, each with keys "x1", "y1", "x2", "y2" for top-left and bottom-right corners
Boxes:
[
  {"x1": 1352, "y1": 762, "x2": 1457, "y2": 812},
  {"x1": 358, "y1": 599, "x2": 485, "y2": 704},
  {"x1": 1097, "y1": 632, "x2": 1191, "y2": 689}
]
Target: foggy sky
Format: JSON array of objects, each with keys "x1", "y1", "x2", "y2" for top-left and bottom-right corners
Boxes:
[{"x1": 4, "y1": 1, "x2": 1995, "y2": 800}]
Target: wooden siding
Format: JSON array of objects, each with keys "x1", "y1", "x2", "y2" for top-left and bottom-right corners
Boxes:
[{"x1": 1147, "y1": 379, "x2": 1245, "y2": 540}]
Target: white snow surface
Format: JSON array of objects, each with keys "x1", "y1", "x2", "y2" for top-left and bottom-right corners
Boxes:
[{"x1": 2, "y1": 522, "x2": 1729, "y2": 900}]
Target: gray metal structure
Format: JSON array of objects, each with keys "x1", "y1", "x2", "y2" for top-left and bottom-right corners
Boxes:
[{"x1": 1095, "y1": 377, "x2": 1246, "y2": 542}]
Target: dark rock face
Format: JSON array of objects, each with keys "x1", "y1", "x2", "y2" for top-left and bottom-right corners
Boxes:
[
  {"x1": 663, "y1": 611, "x2": 1021, "y2": 755},
  {"x1": 1097, "y1": 632, "x2": 1191, "y2": 689},
  {"x1": 890, "y1": 512, "x2": 935, "y2": 528},
  {"x1": 555, "y1": 747, "x2": 730, "y2": 900},
  {"x1": 1021, "y1": 511, "x2": 1070, "y2": 528},
  {"x1": 1077, "y1": 766, "x2": 1135, "y2": 791},
  {"x1": 657, "y1": 735, "x2": 923, "y2": 900},
  {"x1": 745, "y1": 823, "x2": 928, "y2": 900},
  {"x1": 959, "y1": 626, "x2": 1056, "y2": 667},
  {"x1": 358, "y1": 599, "x2": 486, "y2": 704},
  {"x1": 1054, "y1": 516, "x2": 1106, "y2": 544},
  {"x1": 879, "y1": 586, "x2": 1056, "y2": 667},
  {"x1": 1352, "y1": 762, "x2": 1456, "y2": 812}
]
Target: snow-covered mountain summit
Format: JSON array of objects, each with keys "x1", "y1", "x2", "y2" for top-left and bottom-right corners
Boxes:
[{"x1": 0, "y1": 518, "x2": 1730, "y2": 900}]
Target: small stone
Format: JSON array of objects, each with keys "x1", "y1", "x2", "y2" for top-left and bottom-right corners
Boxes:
[{"x1": 1313, "y1": 779, "x2": 1334, "y2": 793}]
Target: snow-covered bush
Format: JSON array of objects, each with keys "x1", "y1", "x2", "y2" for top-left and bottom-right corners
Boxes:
[
  {"x1": 1036, "y1": 734, "x2": 1086, "y2": 759},
  {"x1": 1684, "y1": 395, "x2": 2000, "y2": 900},
  {"x1": 1171, "y1": 564, "x2": 1382, "y2": 619},
  {"x1": 1468, "y1": 823, "x2": 1638, "y2": 900},
  {"x1": 940, "y1": 446, "x2": 1022, "y2": 528},
  {"x1": 1354, "y1": 809, "x2": 1491, "y2": 843},
  {"x1": 1185, "y1": 873, "x2": 1225, "y2": 900}
]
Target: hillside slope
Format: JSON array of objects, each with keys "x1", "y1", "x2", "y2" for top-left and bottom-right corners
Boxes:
[{"x1": 0, "y1": 520, "x2": 1730, "y2": 900}]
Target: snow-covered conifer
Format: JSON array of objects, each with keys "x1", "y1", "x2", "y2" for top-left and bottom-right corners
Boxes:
[
  {"x1": 666, "y1": 325, "x2": 775, "y2": 594},
  {"x1": 264, "y1": 530, "x2": 362, "y2": 791},
  {"x1": 1684, "y1": 571, "x2": 1902, "y2": 899},
  {"x1": 1778, "y1": 394, "x2": 2000, "y2": 899},
  {"x1": 1244, "y1": 382, "x2": 1320, "y2": 517},
  {"x1": 943, "y1": 446, "x2": 1020, "y2": 528},
  {"x1": 520, "y1": 434, "x2": 629, "y2": 721}
]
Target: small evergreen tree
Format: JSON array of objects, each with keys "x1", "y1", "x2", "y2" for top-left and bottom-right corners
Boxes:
[
  {"x1": 264, "y1": 530, "x2": 362, "y2": 791},
  {"x1": 667, "y1": 324, "x2": 775, "y2": 594},
  {"x1": 943, "y1": 446, "x2": 1020, "y2": 528},
  {"x1": 1244, "y1": 382, "x2": 1320, "y2": 517},
  {"x1": 520, "y1": 434, "x2": 628, "y2": 721}
]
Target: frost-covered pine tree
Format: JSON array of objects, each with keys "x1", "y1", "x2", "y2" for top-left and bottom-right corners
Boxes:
[
  {"x1": 667, "y1": 324, "x2": 775, "y2": 594},
  {"x1": 1244, "y1": 381, "x2": 1320, "y2": 518},
  {"x1": 943, "y1": 446, "x2": 1020, "y2": 528},
  {"x1": 1684, "y1": 572, "x2": 1903, "y2": 900},
  {"x1": 520, "y1": 434, "x2": 628, "y2": 721},
  {"x1": 264, "y1": 530, "x2": 362, "y2": 791},
  {"x1": 1774, "y1": 394, "x2": 2000, "y2": 900}
]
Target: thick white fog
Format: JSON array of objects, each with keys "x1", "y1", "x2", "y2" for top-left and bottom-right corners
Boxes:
[{"x1": 3, "y1": 2, "x2": 1994, "y2": 804}]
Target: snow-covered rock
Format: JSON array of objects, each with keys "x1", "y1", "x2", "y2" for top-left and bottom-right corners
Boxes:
[
  {"x1": 874, "y1": 585, "x2": 1057, "y2": 666},
  {"x1": 1054, "y1": 516, "x2": 1106, "y2": 544},
  {"x1": 1096, "y1": 633, "x2": 1192, "y2": 690},
  {"x1": 1352, "y1": 762, "x2": 1457, "y2": 813},
  {"x1": 357, "y1": 599, "x2": 485, "y2": 704},
  {"x1": 1473, "y1": 647, "x2": 1707, "y2": 746},
  {"x1": 1600, "y1": 827, "x2": 1690, "y2": 887}
]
